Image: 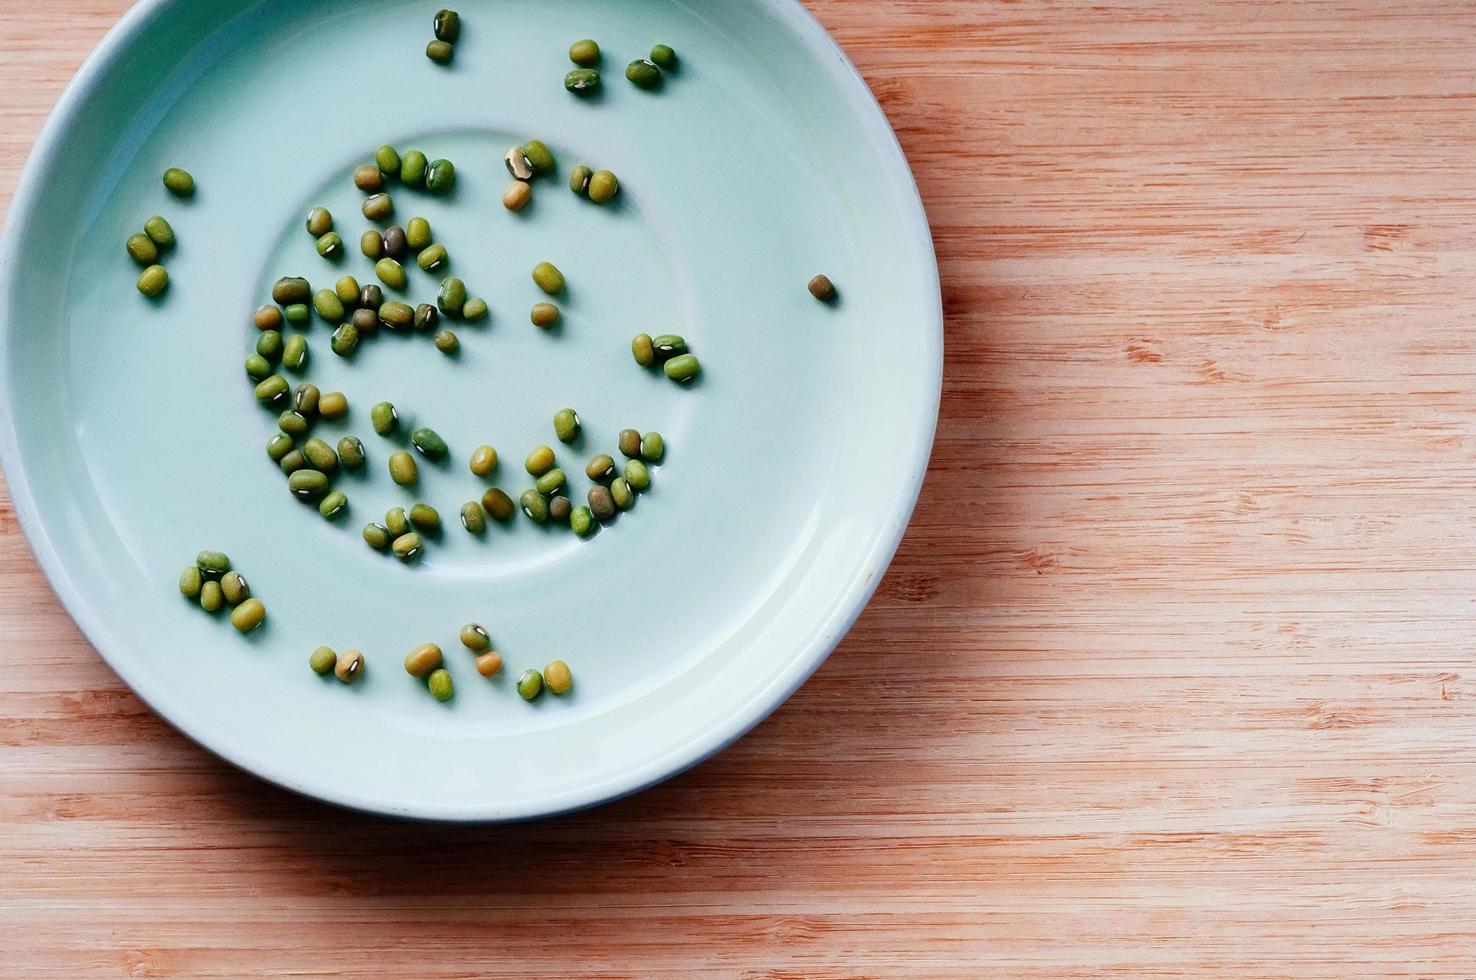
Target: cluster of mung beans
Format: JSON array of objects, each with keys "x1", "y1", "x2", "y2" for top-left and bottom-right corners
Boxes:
[
  {"x1": 564, "y1": 38, "x2": 677, "y2": 95},
  {"x1": 504, "y1": 138, "x2": 620, "y2": 214},
  {"x1": 517, "y1": 418, "x2": 665, "y2": 534},
  {"x1": 630, "y1": 331, "x2": 701, "y2": 384},
  {"x1": 128, "y1": 167, "x2": 194, "y2": 296},
  {"x1": 177, "y1": 550, "x2": 266, "y2": 634},
  {"x1": 399, "y1": 626, "x2": 571, "y2": 703},
  {"x1": 309, "y1": 645, "x2": 365, "y2": 685},
  {"x1": 425, "y1": 9, "x2": 459, "y2": 65}
]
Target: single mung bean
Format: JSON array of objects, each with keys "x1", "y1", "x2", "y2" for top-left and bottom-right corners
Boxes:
[
  {"x1": 652, "y1": 334, "x2": 687, "y2": 359},
  {"x1": 144, "y1": 215, "x2": 175, "y2": 247},
  {"x1": 406, "y1": 217, "x2": 432, "y2": 250},
  {"x1": 126, "y1": 233, "x2": 158, "y2": 265},
  {"x1": 362, "y1": 192, "x2": 394, "y2": 221},
  {"x1": 650, "y1": 44, "x2": 677, "y2": 69},
  {"x1": 381, "y1": 226, "x2": 405, "y2": 259},
  {"x1": 434, "y1": 329, "x2": 459, "y2": 353},
  {"x1": 517, "y1": 669, "x2": 544, "y2": 701},
  {"x1": 378, "y1": 300, "x2": 413, "y2": 329},
  {"x1": 313, "y1": 289, "x2": 345, "y2": 322},
  {"x1": 179, "y1": 566, "x2": 203, "y2": 598},
  {"x1": 544, "y1": 660, "x2": 573, "y2": 695},
  {"x1": 521, "y1": 140, "x2": 554, "y2": 174},
  {"x1": 530, "y1": 302, "x2": 560, "y2": 328},
  {"x1": 587, "y1": 169, "x2": 619, "y2": 203},
  {"x1": 426, "y1": 39, "x2": 454, "y2": 64},
  {"x1": 531, "y1": 261, "x2": 564, "y2": 295},
  {"x1": 318, "y1": 491, "x2": 348, "y2": 520},
  {"x1": 198, "y1": 554, "x2": 234, "y2": 586},
  {"x1": 266, "y1": 432, "x2": 294, "y2": 461},
  {"x1": 315, "y1": 231, "x2": 343, "y2": 259},
  {"x1": 401, "y1": 150, "x2": 428, "y2": 186},
  {"x1": 162, "y1": 167, "x2": 195, "y2": 197},
  {"x1": 353, "y1": 164, "x2": 384, "y2": 193},
  {"x1": 525, "y1": 445, "x2": 556, "y2": 476},
  {"x1": 318, "y1": 391, "x2": 348, "y2": 419},
  {"x1": 569, "y1": 164, "x2": 593, "y2": 196},
  {"x1": 302, "y1": 437, "x2": 338, "y2": 472},
  {"x1": 385, "y1": 506, "x2": 410, "y2": 537},
  {"x1": 359, "y1": 283, "x2": 383, "y2": 309},
  {"x1": 371, "y1": 401, "x2": 398, "y2": 435},
  {"x1": 504, "y1": 146, "x2": 534, "y2": 181},
  {"x1": 245, "y1": 353, "x2": 272, "y2": 381},
  {"x1": 437, "y1": 278, "x2": 466, "y2": 317},
  {"x1": 548, "y1": 495, "x2": 571, "y2": 524},
  {"x1": 624, "y1": 459, "x2": 650, "y2": 491},
  {"x1": 411, "y1": 427, "x2": 448, "y2": 460},
  {"x1": 278, "y1": 410, "x2": 310, "y2": 437},
  {"x1": 426, "y1": 159, "x2": 456, "y2": 194},
  {"x1": 520, "y1": 489, "x2": 549, "y2": 524},
  {"x1": 278, "y1": 449, "x2": 307, "y2": 475},
  {"x1": 200, "y1": 580, "x2": 225, "y2": 613},
  {"x1": 306, "y1": 207, "x2": 333, "y2": 236},
  {"x1": 417, "y1": 244, "x2": 448, "y2": 271},
  {"x1": 463, "y1": 297, "x2": 488, "y2": 321},
  {"x1": 284, "y1": 303, "x2": 310, "y2": 326},
  {"x1": 585, "y1": 453, "x2": 615, "y2": 482},
  {"x1": 460, "y1": 501, "x2": 486, "y2": 533},
  {"x1": 334, "y1": 276, "x2": 360, "y2": 306},
  {"x1": 460, "y1": 623, "x2": 491, "y2": 651},
  {"x1": 808, "y1": 274, "x2": 837, "y2": 302},
  {"x1": 334, "y1": 649, "x2": 364, "y2": 683},
  {"x1": 288, "y1": 469, "x2": 329, "y2": 500},
  {"x1": 570, "y1": 505, "x2": 594, "y2": 536},
  {"x1": 401, "y1": 640, "x2": 439, "y2": 678},
  {"x1": 476, "y1": 651, "x2": 504, "y2": 677},
  {"x1": 428, "y1": 668, "x2": 454, "y2": 701},
  {"x1": 664, "y1": 353, "x2": 701, "y2": 382},
  {"x1": 482, "y1": 487, "x2": 514, "y2": 521},
  {"x1": 414, "y1": 303, "x2": 439, "y2": 332},
  {"x1": 375, "y1": 258, "x2": 407, "y2": 290},
  {"x1": 375, "y1": 144, "x2": 401, "y2": 176},
  {"x1": 292, "y1": 386, "x2": 321, "y2": 414},
  {"x1": 469, "y1": 445, "x2": 498, "y2": 476},
  {"x1": 352, "y1": 307, "x2": 378, "y2": 334},
  {"x1": 618, "y1": 428, "x2": 641, "y2": 457},
  {"x1": 433, "y1": 8, "x2": 460, "y2": 42},
  {"x1": 569, "y1": 38, "x2": 600, "y2": 66},
  {"x1": 588, "y1": 485, "x2": 616, "y2": 521},
  {"x1": 565, "y1": 68, "x2": 601, "y2": 93},
  {"x1": 631, "y1": 333, "x2": 655, "y2": 366},
  {"x1": 553, "y1": 408, "x2": 581, "y2": 443},
  {"x1": 253, "y1": 305, "x2": 283, "y2": 331},
  {"x1": 255, "y1": 374, "x2": 289, "y2": 405},
  {"x1": 502, "y1": 181, "x2": 532, "y2": 211},
  {"x1": 535, "y1": 468, "x2": 566, "y2": 495},
  {"x1": 337, "y1": 436, "x2": 365, "y2": 470},
  {"x1": 136, "y1": 265, "x2": 168, "y2": 297},
  {"x1": 389, "y1": 450, "x2": 418, "y2": 486},
  {"x1": 283, "y1": 333, "x2": 309, "y2": 371},
  {"x1": 610, "y1": 477, "x2": 634, "y2": 510},
  {"x1": 392, "y1": 532, "x2": 423, "y2": 562},
  {"x1": 310, "y1": 645, "x2": 337, "y2": 675},
  {"x1": 331, "y1": 322, "x2": 359, "y2": 357},
  {"x1": 409, "y1": 503, "x2": 440, "y2": 533},
  {"x1": 256, "y1": 329, "x2": 283, "y2": 361},
  {"x1": 360, "y1": 229, "x2": 383, "y2": 258},
  {"x1": 231, "y1": 598, "x2": 266, "y2": 632},
  {"x1": 272, "y1": 276, "x2": 311, "y2": 305},
  {"x1": 626, "y1": 59, "x2": 661, "y2": 89},
  {"x1": 362, "y1": 522, "x2": 391, "y2": 550}
]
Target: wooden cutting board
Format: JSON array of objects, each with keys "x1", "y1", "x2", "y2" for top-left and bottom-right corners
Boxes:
[{"x1": 3, "y1": 1, "x2": 1474, "y2": 974}]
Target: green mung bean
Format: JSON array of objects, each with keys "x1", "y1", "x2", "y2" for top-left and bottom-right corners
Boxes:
[
  {"x1": 376, "y1": 144, "x2": 401, "y2": 176},
  {"x1": 385, "y1": 507, "x2": 410, "y2": 537},
  {"x1": 278, "y1": 410, "x2": 309, "y2": 437},
  {"x1": 610, "y1": 476, "x2": 635, "y2": 510},
  {"x1": 354, "y1": 165, "x2": 384, "y2": 193},
  {"x1": 462, "y1": 297, "x2": 488, "y2": 321},
  {"x1": 652, "y1": 334, "x2": 686, "y2": 360},
  {"x1": 126, "y1": 233, "x2": 158, "y2": 265},
  {"x1": 624, "y1": 459, "x2": 650, "y2": 491},
  {"x1": 144, "y1": 215, "x2": 175, "y2": 247},
  {"x1": 404, "y1": 642, "x2": 444, "y2": 678},
  {"x1": 283, "y1": 334, "x2": 309, "y2": 371},
  {"x1": 136, "y1": 265, "x2": 168, "y2": 297},
  {"x1": 531, "y1": 302, "x2": 560, "y2": 328},
  {"x1": 585, "y1": 453, "x2": 614, "y2": 482},
  {"x1": 460, "y1": 501, "x2": 486, "y2": 533},
  {"x1": 255, "y1": 374, "x2": 289, "y2": 405},
  {"x1": 409, "y1": 503, "x2": 440, "y2": 533},
  {"x1": 525, "y1": 445, "x2": 556, "y2": 476},
  {"x1": 284, "y1": 303, "x2": 310, "y2": 326},
  {"x1": 417, "y1": 244, "x2": 448, "y2": 271},
  {"x1": 245, "y1": 353, "x2": 271, "y2": 381},
  {"x1": 531, "y1": 261, "x2": 564, "y2": 295},
  {"x1": 517, "y1": 669, "x2": 544, "y2": 700},
  {"x1": 360, "y1": 283, "x2": 383, "y2": 309},
  {"x1": 434, "y1": 8, "x2": 460, "y2": 42},
  {"x1": 266, "y1": 432, "x2": 294, "y2": 461},
  {"x1": 535, "y1": 468, "x2": 566, "y2": 495},
  {"x1": 664, "y1": 353, "x2": 701, "y2": 382},
  {"x1": 521, "y1": 140, "x2": 554, "y2": 174},
  {"x1": 570, "y1": 505, "x2": 594, "y2": 536},
  {"x1": 565, "y1": 68, "x2": 601, "y2": 93},
  {"x1": 318, "y1": 491, "x2": 348, "y2": 520},
  {"x1": 650, "y1": 44, "x2": 677, "y2": 70},
  {"x1": 588, "y1": 485, "x2": 616, "y2": 521},
  {"x1": 626, "y1": 59, "x2": 661, "y2": 89},
  {"x1": 179, "y1": 567, "x2": 202, "y2": 598},
  {"x1": 569, "y1": 38, "x2": 600, "y2": 66},
  {"x1": 253, "y1": 306, "x2": 283, "y2": 331},
  {"x1": 200, "y1": 579, "x2": 225, "y2": 612},
  {"x1": 256, "y1": 330, "x2": 283, "y2": 361},
  {"x1": 337, "y1": 436, "x2": 366, "y2": 470},
  {"x1": 553, "y1": 408, "x2": 580, "y2": 443},
  {"x1": 162, "y1": 167, "x2": 195, "y2": 197},
  {"x1": 434, "y1": 329, "x2": 459, "y2": 353},
  {"x1": 379, "y1": 300, "x2": 413, "y2": 329},
  {"x1": 288, "y1": 469, "x2": 329, "y2": 500},
  {"x1": 426, "y1": 160, "x2": 456, "y2": 194},
  {"x1": 426, "y1": 39, "x2": 454, "y2": 64},
  {"x1": 220, "y1": 570, "x2": 250, "y2": 605},
  {"x1": 362, "y1": 193, "x2": 394, "y2": 222},
  {"x1": 230, "y1": 597, "x2": 266, "y2": 632},
  {"x1": 371, "y1": 401, "x2": 398, "y2": 435},
  {"x1": 331, "y1": 322, "x2": 359, "y2": 357},
  {"x1": 437, "y1": 278, "x2": 466, "y2": 317},
  {"x1": 335, "y1": 276, "x2": 360, "y2": 306},
  {"x1": 569, "y1": 164, "x2": 593, "y2": 196},
  {"x1": 375, "y1": 258, "x2": 407, "y2": 290},
  {"x1": 631, "y1": 333, "x2": 655, "y2": 366},
  {"x1": 401, "y1": 150, "x2": 428, "y2": 186},
  {"x1": 427, "y1": 668, "x2": 454, "y2": 701},
  {"x1": 363, "y1": 522, "x2": 391, "y2": 550},
  {"x1": 293, "y1": 382, "x2": 318, "y2": 416},
  {"x1": 470, "y1": 444, "x2": 498, "y2": 476},
  {"x1": 460, "y1": 623, "x2": 491, "y2": 652},
  {"x1": 587, "y1": 169, "x2": 618, "y2": 203},
  {"x1": 310, "y1": 645, "x2": 338, "y2": 674},
  {"x1": 360, "y1": 229, "x2": 383, "y2": 258},
  {"x1": 196, "y1": 550, "x2": 231, "y2": 576},
  {"x1": 278, "y1": 449, "x2": 307, "y2": 475},
  {"x1": 407, "y1": 217, "x2": 432, "y2": 250},
  {"x1": 414, "y1": 303, "x2": 439, "y2": 331},
  {"x1": 306, "y1": 207, "x2": 333, "y2": 236},
  {"x1": 392, "y1": 532, "x2": 423, "y2": 562},
  {"x1": 303, "y1": 437, "x2": 338, "y2": 472},
  {"x1": 618, "y1": 428, "x2": 641, "y2": 457},
  {"x1": 273, "y1": 277, "x2": 311, "y2": 305},
  {"x1": 318, "y1": 391, "x2": 348, "y2": 419},
  {"x1": 411, "y1": 427, "x2": 448, "y2": 460},
  {"x1": 520, "y1": 489, "x2": 549, "y2": 523},
  {"x1": 389, "y1": 450, "x2": 418, "y2": 486},
  {"x1": 482, "y1": 487, "x2": 514, "y2": 521},
  {"x1": 313, "y1": 289, "x2": 345, "y2": 322}
]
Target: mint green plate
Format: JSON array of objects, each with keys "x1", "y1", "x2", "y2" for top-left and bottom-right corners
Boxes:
[{"x1": 0, "y1": 0, "x2": 939, "y2": 820}]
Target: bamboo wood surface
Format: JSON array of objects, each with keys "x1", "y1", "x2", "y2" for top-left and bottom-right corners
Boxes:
[{"x1": 5, "y1": 0, "x2": 1476, "y2": 975}]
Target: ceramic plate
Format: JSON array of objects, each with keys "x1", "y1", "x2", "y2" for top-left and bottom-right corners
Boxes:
[{"x1": 0, "y1": 0, "x2": 940, "y2": 820}]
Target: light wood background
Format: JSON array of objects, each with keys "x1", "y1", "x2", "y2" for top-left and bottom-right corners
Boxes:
[{"x1": 5, "y1": 0, "x2": 1476, "y2": 975}]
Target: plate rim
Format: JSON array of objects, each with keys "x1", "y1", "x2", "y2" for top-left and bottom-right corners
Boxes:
[{"x1": 0, "y1": 0, "x2": 943, "y2": 821}]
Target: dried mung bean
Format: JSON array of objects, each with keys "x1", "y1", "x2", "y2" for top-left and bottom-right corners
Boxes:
[
  {"x1": 316, "y1": 232, "x2": 343, "y2": 258},
  {"x1": 569, "y1": 164, "x2": 593, "y2": 196},
  {"x1": 437, "y1": 278, "x2": 466, "y2": 317},
  {"x1": 588, "y1": 485, "x2": 616, "y2": 521},
  {"x1": 585, "y1": 453, "x2": 614, "y2": 482},
  {"x1": 362, "y1": 522, "x2": 391, "y2": 550},
  {"x1": 354, "y1": 165, "x2": 384, "y2": 193},
  {"x1": 428, "y1": 668, "x2": 454, "y2": 701},
  {"x1": 808, "y1": 274, "x2": 837, "y2": 302},
  {"x1": 371, "y1": 401, "x2": 399, "y2": 435},
  {"x1": 318, "y1": 491, "x2": 348, "y2": 520},
  {"x1": 179, "y1": 566, "x2": 203, "y2": 598},
  {"x1": 375, "y1": 258, "x2": 407, "y2": 290},
  {"x1": 525, "y1": 445, "x2": 556, "y2": 476},
  {"x1": 414, "y1": 303, "x2": 439, "y2": 331},
  {"x1": 521, "y1": 140, "x2": 554, "y2": 175},
  {"x1": 331, "y1": 322, "x2": 359, "y2": 357},
  {"x1": 631, "y1": 333, "x2": 655, "y2": 366},
  {"x1": 650, "y1": 44, "x2": 677, "y2": 70},
  {"x1": 337, "y1": 436, "x2": 365, "y2": 470},
  {"x1": 570, "y1": 505, "x2": 594, "y2": 536},
  {"x1": 310, "y1": 645, "x2": 337, "y2": 675},
  {"x1": 392, "y1": 532, "x2": 423, "y2": 562},
  {"x1": 569, "y1": 38, "x2": 600, "y2": 66},
  {"x1": 610, "y1": 477, "x2": 634, "y2": 510},
  {"x1": 126, "y1": 233, "x2": 158, "y2": 265},
  {"x1": 318, "y1": 391, "x2": 348, "y2": 419},
  {"x1": 313, "y1": 289, "x2": 345, "y2": 322},
  {"x1": 482, "y1": 487, "x2": 514, "y2": 521},
  {"x1": 517, "y1": 669, "x2": 544, "y2": 700},
  {"x1": 502, "y1": 181, "x2": 532, "y2": 211},
  {"x1": 281, "y1": 304, "x2": 308, "y2": 326},
  {"x1": 253, "y1": 306, "x2": 283, "y2": 331},
  {"x1": 460, "y1": 623, "x2": 491, "y2": 652},
  {"x1": 404, "y1": 643, "x2": 444, "y2": 679},
  {"x1": 385, "y1": 507, "x2": 410, "y2": 537},
  {"x1": 463, "y1": 297, "x2": 488, "y2": 321},
  {"x1": 548, "y1": 495, "x2": 571, "y2": 524},
  {"x1": 618, "y1": 429, "x2": 641, "y2": 457},
  {"x1": 460, "y1": 501, "x2": 486, "y2": 533},
  {"x1": 278, "y1": 410, "x2": 309, "y2": 437},
  {"x1": 197, "y1": 552, "x2": 233, "y2": 581},
  {"x1": 376, "y1": 144, "x2": 401, "y2": 176},
  {"x1": 144, "y1": 215, "x2": 175, "y2": 247},
  {"x1": 400, "y1": 150, "x2": 428, "y2": 187},
  {"x1": 626, "y1": 59, "x2": 661, "y2": 89},
  {"x1": 137, "y1": 265, "x2": 169, "y2": 296},
  {"x1": 352, "y1": 307, "x2": 378, "y2": 334},
  {"x1": 334, "y1": 649, "x2": 364, "y2": 683},
  {"x1": 434, "y1": 329, "x2": 459, "y2": 353},
  {"x1": 256, "y1": 374, "x2": 289, "y2": 405},
  {"x1": 288, "y1": 469, "x2": 329, "y2": 500},
  {"x1": 360, "y1": 229, "x2": 383, "y2": 258},
  {"x1": 279, "y1": 449, "x2": 307, "y2": 475},
  {"x1": 267, "y1": 432, "x2": 294, "y2": 461},
  {"x1": 389, "y1": 450, "x2": 418, "y2": 486},
  {"x1": 303, "y1": 437, "x2": 338, "y2": 472},
  {"x1": 476, "y1": 652, "x2": 503, "y2": 677},
  {"x1": 664, "y1": 353, "x2": 701, "y2": 382},
  {"x1": 652, "y1": 334, "x2": 686, "y2": 360},
  {"x1": 362, "y1": 193, "x2": 394, "y2": 222},
  {"x1": 257, "y1": 330, "x2": 283, "y2": 361},
  {"x1": 162, "y1": 167, "x2": 194, "y2": 197},
  {"x1": 273, "y1": 277, "x2": 311, "y2": 305},
  {"x1": 554, "y1": 408, "x2": 581, "y2": 443},
  {"x1": 426, "y1": 39, "x2": 454, "y2": 64},
  {"x1": 624, "y1": 459, "x2": 650, "y2": 491},
  {"x1": 535, "y1": 468, "x2": 566, "y2": 495},
  {"x1": 333, "y1": 277, "x2": 359, "y2": 307},
  {"x1": 200, "y1": 580, "x2": 225, "y2": 613},
  {"x1": 531, "y1": 302, "x2": 560, "y2": 328},
  {"x1": 587, "y1": 169, "x2": 618, "y2": 203},
  {"x1": 531, "y1": 262, "x2": 564, "y2": 295},
  {"x1": 469, "y1": 445, "x2": 498, "y2": 476},
  {"x1": 360, "y1": 283, "x2": 383, "y2": 309},
  {"x1": 504, "y1": 146, "x2": 534, "y2": 180},
  {"x1": 283, "y1": 333, "x2": 309, "y2": 371},
  {"x1": 379, "y1": 300, "x2": 413, "y2": 329},
  {"x1": 426, "y1": 160, "x2": 456, "y2": 194},
  {"x1": 434, "y1": 8, "x2": 460, "y2": 42},
  {"x1": 565, "y1": 68, "x2": 601, "y2": 93},
  {"x1": 411, "y1": 427, "x2": 448, "y2": 460},
  {"x1": 544, "y1": 660, "x2": 573, "y2": 695},
  {"x1": 406, "y1": 217, "x2": 432, "y2": 250},
  {"x1": 417, "y1": 244, "x2": 448, "y2": 271},
  {"x1": 520, "y1": 489, "x2": 549, "y2": 524},
  {"x1": 306, "y1": 207, "x2": 333, "y2": 236},
  {"x1": 409, "y1": 503, "x2": 440, "y2": 533},
  {"x1": 230, "y1": 597, "x2": 266, "y2": 632},
  {"x1": 245, "y1": 354, "x2": 272, "y2": 381}
]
